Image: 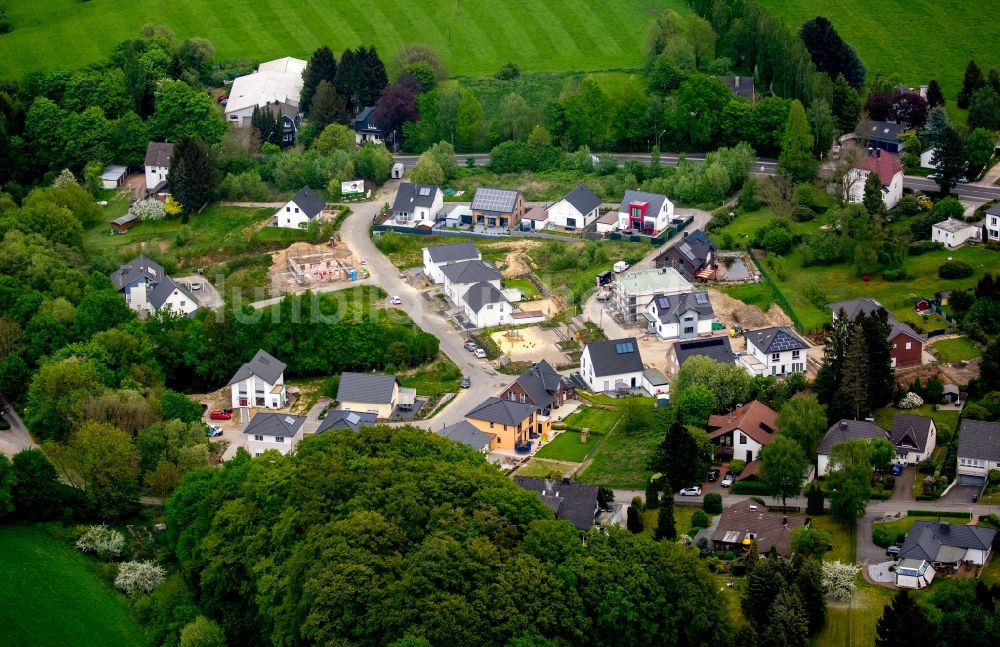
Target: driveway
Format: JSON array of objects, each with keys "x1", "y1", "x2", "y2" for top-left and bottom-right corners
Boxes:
[
  {"x1": 175, "y1": 274, "x2": 224, "y2": 310},
  {"x1": 940, "y1": 483, "x2": 981, "y2": 504},
  {"x1": 0, "y1": 396, "x2": 38, "y2": 459},
  {"x1": 891, "y1": 466, "x2": 916, "y2": 501}
]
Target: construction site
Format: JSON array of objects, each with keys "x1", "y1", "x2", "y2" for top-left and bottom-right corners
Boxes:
[{"x1": 268, "y1": 239, "x2": 368, "y2": 296}]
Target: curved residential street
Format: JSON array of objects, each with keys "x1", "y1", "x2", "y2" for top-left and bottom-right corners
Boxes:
[{"x1": 0, "y1": 396, "x2": 38, "y2": 459}]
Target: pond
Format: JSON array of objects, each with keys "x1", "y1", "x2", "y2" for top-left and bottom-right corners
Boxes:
[{"x1": 718, "y1": 255, "x2": 753, "y2": 282}]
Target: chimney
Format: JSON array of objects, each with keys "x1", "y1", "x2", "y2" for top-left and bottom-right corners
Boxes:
[
  {"x1": 562, "y1": 477, "x2": 571, "y2": 486},
  {"x1": 782, "y1": 516, "x2": 788, "y2": 527},
  {"x1": 876, "y1": 148, "x2": 881, "y2": 158},
  {"x1": 735, "y1": 76, "x2": 740, "y2": 89},
  {"x1": 840, "y1": 420, "x2": 848, "y2": 430}
]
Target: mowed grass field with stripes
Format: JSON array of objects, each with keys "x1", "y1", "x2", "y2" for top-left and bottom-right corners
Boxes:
[{"x1": 0, "y1": 0, "x2": 686, "y2": 79}]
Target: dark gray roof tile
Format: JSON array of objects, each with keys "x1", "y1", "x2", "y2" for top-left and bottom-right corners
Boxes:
[
  {"x1": 559, "y1": 184, "x2": 602, "y2": 216},
  {"x1": 817, "y1": 419, "x2": 889, "y2": 455},
  {"x1": 673, "y1": 336, "x2": 736, "y2": 367},
  {"x1": 426, "y1": 242, "x2": 480, "y2": 263},
  {"x1": 228, "y1": 349, "x2": 287, "y2": 386},
  {"x1": 337, "y1": 372, "x2": 397, "y2": 405},
  {"x1": 891, "y1": 413, "x2": 934, "y2": 453},
  {"x1": 514, "y1": 477, "x2": 599, "y2": 531},
  {"x1": 584, "y1": 337, "x2": 644, "y2": 377},
  {"x1": 316, "y1": 409, "x2": 377, "y2": 434},
  {"x1": 958, "y1": 419, "x2": 1000, "y2": 462},
  {"x1": 244, "y1": 412, "x2": 306, "y2": 437},
  {"x1": 745, "y1": 327, "x2": 808, "y2": 354},
  {"x1": 465, "y1": 397, "x2": 536, "y2": 426},
  {"x1": 439, "y1": 420, "x2": 493, "y2": 451},
  {"x1": 289, "y1": 186, "x2": 325, "y2": 219}
]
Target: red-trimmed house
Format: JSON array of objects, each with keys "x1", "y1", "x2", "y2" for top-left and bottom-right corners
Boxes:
[
  {"x1": 616, "y1": 190, "x2": 674, "y2": 236},
  {"x1": 498, "y1": 360, "x2": 574, "y2": 416},
  {"x1": 829, "y1": 298, "x2": 924, "y2": 368}
]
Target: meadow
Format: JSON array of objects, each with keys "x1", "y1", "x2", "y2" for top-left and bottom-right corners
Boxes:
[
  {"x1": 0, "y1": 0, "x2": 685, "y2": 79},
  {"x1": 0, "y1": 525, "x2": 148, "y2": 647}
]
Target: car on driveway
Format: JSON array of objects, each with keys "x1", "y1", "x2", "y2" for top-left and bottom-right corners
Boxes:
[
  {"x1": 464, "y1": 342, "x2": 477, "y2": 352},
  {"x1": 474, "y1": 348, "x2": 487, "y2": 359},
  {"x1": 389, "y1": 295, "x2": 402, "y2": 305},
  {"x1": 207, "y1": 425, "x2": 224, "y2": 437},
  {"x1": 209, "y1": 409, "x2": 232, "y2": 420},
  {"x1": 679, "y1": 486, "x2": 702, "y2": 496},
  {"x1": 460, "y1": 375, "x2": 471, "y2": 389},
  {"x1": 721, "y1": 472, "x2": 735, "y2": 488},
  {"x1": 886, "y1": 545, "x2": 901, "y2": 559},
  {"x1": 891, "y1": 464, "x2": 903, "y2": 476},
  {"x1": 958, "y1": 176, "x2": 969, "y2": 184},
  {"x1": 707, "y1": 468, "x2": 721, "y2": 482}
]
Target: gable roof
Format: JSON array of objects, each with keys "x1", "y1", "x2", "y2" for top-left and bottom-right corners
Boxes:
[
  {"x1": 556, "y1": 184, "x2": 602, "y2": 216},
  {"x1": 288, "y1": 186, "x2": 325, "y2": 219},
  {"x1": 707, "y1": 401, "x2": 779, "y2": 446},
  {"x1": 891, "y1": 413, "x2": 934, "y2": 453},
  {"x1": 337, "y1": 372, "x2": 397, "y2": 405},
  {"x1": 471, "y1": 187, "x2": 521, "y2": 214},
  {"x1": 509, "y1": 360, "x2": 565, "y2": 409},
  {"x1": 426, "y1": 242, "x2": 480, "y2": 264},
  {"x1": 620, "y1": 189, "x2": 668, "y2": 215},
  {"x1": 648, "y1": 291, "x2": 714, "y2": 323},
  {"x1": 110, "y1": 255, "x2": 166, "y2": 290},
  {"x1": 711, "y1": 500, "x2": 806, "y2": 556},
  {"x1": 244, "y1": 412, "x2": 306, "y2": 437},
  {"x1": 465, "y1": 397, "x2": 536, "y2": 426},
  {"x1": 584, "y1": 338, "x2": 644, "y2": 377},
  {"x1": 228, "y1": 349, "x2": 287, "y2": 386},
  {"x1": 656, "y1": 230, "x2": 716, "y2": 278},
  {"x1": 392, "y1": 183, "x2": 440, "y2": 213},
  {"x1": 855, "y1": 151, "x2": 903, "y2": 186},
  {"x1": 888, "y1": 319, "x2": 923, "y2": 343},
  {"x1": 745, "y1": 327, "x2": 808, "y2": 354},
  {"x1": 514, "y1": 477, "x2": 599, "y2": 531},
  {"x1": 144, "y1": 142, "x2": 174, "y2": 168},
  {"x1": 899, "y1": 521, "x2": 997, "y2": 563},
  {"x1": 316, "y1": 409, "x2": 377, "y2": 434},
  {"x1": 463, "y1": 281, "x2": 507, "y2": 312},
  {"x1": 829, "y1": 297, "x2": 883, "y2": 321},
  {"x1": 718, "y1": 75, "x2": 755, "y2": 100},
  {"x1": 225, "y1": 57, "x2": 307, "y2": 114},
  {"x1": 352, "y1": 106, "x2": 382, "y2": 133},
  {"x1": 859, "y1": 119, "x2": 906, "y2": 144},
  {"x1": 958, "y1": 419, "x2": 1000, "y2": 462},
  {"x1": 986, "y1": 203, "x2": 1000, "y2": 218},
  {"x1": 147, "y1": 276, "x2": 194, "y2": 310},
  {"x1": 441, "y1": 259, "x2": 502, "y2": 285},
  {"x1": 817, "y1": 419, "x2": 889, "y2": 455},
  {"x1": 439, "y1": 420, "x2": 494, "y2": 452},
  {"x1": 673, "y1": 336, "x2": 736, "y2": 367}
]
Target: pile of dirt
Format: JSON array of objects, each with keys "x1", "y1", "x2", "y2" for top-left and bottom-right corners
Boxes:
[
  {"x1": 707, "y1": 288, "x2": 793, "y2": 330},
  {"x1": 499, "y1": 239, "x2": 542, "y2": 278}
]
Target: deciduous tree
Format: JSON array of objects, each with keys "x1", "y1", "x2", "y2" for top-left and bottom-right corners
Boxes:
[
  {"x1": 149, "y1": 80, "x2": 224, "y2": 144},
  {"x1": 967, "y1": 87, "x2": 1000, "y2": 131},
  {"x1": 827, "y1": 439, "x2": 872, "y2": 530},
  {"x1": 761, "y1": 435, "x2": 808, "y2": 508},
  {"x1": 69, "y1": 421, "x2": 140, "y2": 519},
  {"x1": 778, "y1": 393, "x2": 827, "y2": 456}
]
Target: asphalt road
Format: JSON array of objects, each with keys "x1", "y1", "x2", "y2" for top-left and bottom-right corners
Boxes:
[{"x1": 0, "y1": 394, "x2": 39, "y2": 458}]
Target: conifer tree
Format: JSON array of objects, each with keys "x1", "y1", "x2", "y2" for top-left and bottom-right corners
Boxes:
[
  {"x1": 654, "y1": 485, "x2": 676, "y2": 541},
  {"x1": 875, "y1": 591, "x2": 933, "y2": 647},
  {"x1": 168, "y1": 135, "x2": 217, "y2": 217},
  {"x1": 925, "y1": 79, "x2": 945, "y2": 108},
  {"x1": 301, "y1": 46, "x2": 337, "y2": 115},
  {"x1": 958, "y1": 60, "x2": 985, "y2": 109},
  {"x1": 778, "y1": 100, "x2": 816, "y2": 182}
]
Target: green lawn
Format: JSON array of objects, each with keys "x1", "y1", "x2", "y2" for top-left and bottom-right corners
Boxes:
[
  {"x1": 0, "y1": 525, "x2": 148, "y2": 647},
  {"x1": 816, "y1": 577, "x2": 894, "y2": 647},
  {"x1": 503, "y1": 278, "x2": 541, "y2": 301},
  {"x1": 397, "y1": 356, "x2": 462, "y2": 397},
  {"x1": 577, "y1": 430, "x2": 661, "y2": 489},
  {"x1": 929, "y1": 336, "x2": 982, "y2": 363},
  {"x1": 535, "y1": 431, "x2": 593, "y2": 463},
  {"x1": 0, "y1": 0, "x2": 686, "y2": 79},
  {"x1": 639, "y1": 504, "x2": 701, "y2": 538},
  {"x1": 758, "y1": 0, "x2": 1000, "y2": 97},
  {"x1": 718, "y1": 282, "x2": 777, "y2": 314},
  {"x1": 871, "y1": 515, "x2": 941, "y2": 546},
  {"x1": 800, "y1": 514, "x2": 855, "y2": 563},
  {"x1": 562, "y1": 406, "x2": 622, "y2": 434}
]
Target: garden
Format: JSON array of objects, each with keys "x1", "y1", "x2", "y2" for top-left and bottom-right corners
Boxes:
[{"x1": 929, "y1": 336, "x2": 982, "y2": 363}]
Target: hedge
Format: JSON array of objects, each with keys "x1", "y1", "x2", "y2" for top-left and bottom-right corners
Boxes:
[
  {"x1": 731, "y1": 480, "x2": 772, "y2": 495},
  {"x1": 906, "y1": 509, "x2": 971, "y2": 519}
]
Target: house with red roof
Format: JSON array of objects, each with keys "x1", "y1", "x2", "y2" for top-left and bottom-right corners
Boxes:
[
  {"x1": 843, "y1": 149, "x2": 904, "y2": 210},
  {"x1": 707, "y1": 400, "x2": 779, "y2": 463}
]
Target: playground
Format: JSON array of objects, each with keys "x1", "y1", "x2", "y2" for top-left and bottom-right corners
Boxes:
[{"x1": 489, "y1": 325, "x2": 566, "y2": 365}]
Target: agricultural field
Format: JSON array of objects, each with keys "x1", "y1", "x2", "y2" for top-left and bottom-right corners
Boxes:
[
  {"x1": 0, "y1": 0, "x2": 685, "y2": 79},
  {"x1": 0, "y1": 525, "x2": 148, "y2": 647},
  {"x1": 758, "y1": 0, "x2": 1000, "y2": 97}
]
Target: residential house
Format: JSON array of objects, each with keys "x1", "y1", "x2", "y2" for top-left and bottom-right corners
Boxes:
[
  {"x1": 653, "y1": 230, "x2": 717, "y2": 281},
  {"x1": 351, "y1": 106, "x2": 384, "y2": 145},
  {"x1": 956, "y1": 419, "x2": 1000, "y2": 485},
  {"x1": 707, "y1": 400, "x2": 779, "y2": 463},
  {"x1": 520, "y1": 206, "x2": 549, "y2": 231},
  {"x1": 617, "y1": 190, "x2": 674, "y2": 236},
  {"x1": 498, "y1": 360, "x2": 574, "y2": 416},
  {"x1": 439, "y1": 420, "x2": 494, "y2": 453},
  {"x1": 514, "y1": 477, "x2": 600, "y2": 531},
  {"x1": 225, "y1": 57, "x2": 306, "y2": 137},
  {"x1": 228, "y1": 349, "x2": 288, "y2": 410},
  {"x1": 471, "y1": 187, "x2": 525, "y2": 229},
  {"x1": 101, "y1": 165, "x2": 127, "y2": 189},
  {"x1": 391, "y1": 183, "x2": 443, "y2": 226},
  {"x1": 891, "y1": 413, "x2": 937, "y2": 464},
  {"x1": 275, "y1": 186, "x2": 325, "y2": 230},
  {"x1": 719, "y1": 76, "x2": 755, "y2": 101},
  {"x1": 442, "y1": 259, "x2": 503, "y2": 304},
  {"x1": 462, "y1": 281, "x2": 513, "y2": 328},
  {"x1": 816, "y1": 419, "x2": 889, "y2": 476},
  {"x1": 843, "y1": 149, "x2": 904, "y2": 210},
  {"x1": 932, "y1": 218, "x2": 981, "y2": 248},
  {"x1": 546, "y1": 185, "x2": 602, "y2": 229},
  {"x1": 643, "y1": 291, "x2": 716, "y2": 340},
  {"x1": 245, "y1": 412, "x2": 305, "y2": 456},
  {"x1": 579, "y1": 338, "x2": 645, "y2": 394},
  {"x1": 144, "y1": 142, "x2": 174, "y2": 191},
  {"x1": 711, "y1": 500, "x2": 807, "y2": 557},
  {"x1": 109, "y1": 255, "x2": 196, "y2": 316},
  {"x1": 829, "y1": 298, "x2": 924, "y2": 367},
  {"x1": 465, "y1": 397, "x2": 548, "y2": 452},
  {"x1": 858, "y1": 119, "x2": 907, "y2": 154},
  {"x1": 986, "y1": 204, "x2": 1000, "y2": 242},
  {"x1": 666, "y1": 336, "x2": 737, "y2": 375},
  {"x1": 315, "y1": 410, "x2": 377, "y2": 434},
  {"x1": 896, "y1": 521, "x2": 997, "y2": 588},
  {"x1": 422, "y1": 243, "x2": 481, "y2": 284},
  {"x1": 336, "y1": 372, "x2": 402, "y2": 419},
  {"x1": 740, "y1": 327, "x2": 809, "y2": 377},
  {"x1": 613, "y1": 267, "x2": 692, "y2": 323}
]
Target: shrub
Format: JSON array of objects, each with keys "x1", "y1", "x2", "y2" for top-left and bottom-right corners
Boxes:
[
  {"x1": 762, "y1": 228, "x2": 794, "y2": 255},
  {"x1": 76, "y1": 525, "x2": 126, "y2": 559},
  {"x1": 115, "y1": 560, "x2": 166, "y2": 594},
  {"x1": 729, "y1": 460, "x2": 746, "y2": 475},
  {"x1": 691, "y1": 509, "x2": 711, "y2": 528},
  {"x1": 731, "y1": 480, "x2": 772, "y2": 495},
  {"x1": 723, "y1": 550, "x2": 736, "y2": 561},
  {"x1": 908, "y1": 240, "x2": 943, "y2": 255},
  {"x1": 882, "y1": 268, "x2": 909, "y2": 281},
  {"x1": 792, "y1": 204, "x2": 815, "y2": 221},
  {"x1": 906, "y1": 509, "x2": 970, "y2": 519},
  {"x1": 898, "y1": 392, "x2": 924, "y2": 409},
  {"x1": 731, "y1": 560, "x2": 747, "y2": 577},
  {"x1": 495, "y1": 62, "x2": 521, "y2": 80},
  {"x1": 705, "y1": 555, "x2": 721, "y2": 572},
  {"x1": 917, "y1": 458, "x2": 937, "y2": 474},
  {"x1": 0, "y1": 4, "x2": 11, "y2": 35},
  {"x1": 939, "y1": 259, "x2": 974, "y2": 279},
  {"x1": 703, "y1": 493, "x2": 723, "y2": 514}
]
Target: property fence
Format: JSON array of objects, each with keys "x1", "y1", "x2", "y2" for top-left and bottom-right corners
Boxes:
[{"x1": 746, "y1": 246, "x2": 806, "y2": 333}]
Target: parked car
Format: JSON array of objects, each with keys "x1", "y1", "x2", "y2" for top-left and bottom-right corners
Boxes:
[
  {"x1": 886, "y1": 545, "x2": 901, "y2": 558},
  {"x1": 891, "y1": 464, "x2": 903, "y2": 476},
  {"x1": 721, "y1": 472, "x2": 735, "y2": 488},
  {"x1": 957, "y1": 176, "x2": 969, "y2": 184},
  {"x1": 209, "y1": 409, "x2": 232, "y2": 420},
  {"x1": 207, "y1": 425, "x2": 223, "y2": 437},
  {"x1": 679, "y1": 486, "x2": 702, "y2": 496},
  {"x1": 474, "y1": 348, "x2": 487, "y2": 359},
  {"x1": 189, "y1": 281, "x2": 202, "y2": 291},
  {"x1": 460, "y1": 375, "x2": 471, "y2": 389},
  {"x1": 389, "y1": 295, "x2": 402, "y2": 305},
  {"x1": 464, "y1": 342, "x2": 477, "y2": 352},
  {"x1": 613, "y1": 260, "x2": 630, "y2": 273},
  {"x1": 707, "y1": 468, "x2": 721, "y2": 482}
]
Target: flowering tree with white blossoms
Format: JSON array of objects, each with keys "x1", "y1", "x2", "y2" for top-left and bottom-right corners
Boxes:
[
  {"x1": 897, "y1": 392, "x2": 924, "y2": 409},
  {"x1": 52, "y1": 168, "x2": 78, "y2": 188},
  {"x1": 76, "y1": 525, "x2": 126, "y2": 559},
  {"x1": 115, "y1": 560, "x2": 166, "y2": 594},
  {"x1": 130, "y1": 198, "x2": 167, "y2": 221},
  {"x1": 821, "y1": 560, "x2": 860, "y2": 602}
]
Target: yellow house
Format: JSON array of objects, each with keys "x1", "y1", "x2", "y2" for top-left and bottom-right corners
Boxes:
[
  {"x1": 337, "y1": 372, "x2": 408, "y2": 419},
  {"x1": 465, "y1": 397, "x2": 550, "y2": 451}
]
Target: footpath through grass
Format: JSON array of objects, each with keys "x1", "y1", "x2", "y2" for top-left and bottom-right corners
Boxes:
[{"x1": 0, "y1": 524, "x2": 148, "y2": 647}]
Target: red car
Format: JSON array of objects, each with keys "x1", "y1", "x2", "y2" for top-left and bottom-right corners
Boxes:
[{"x1": 209, "y1": 409, "x2": 232, "y2": 420}]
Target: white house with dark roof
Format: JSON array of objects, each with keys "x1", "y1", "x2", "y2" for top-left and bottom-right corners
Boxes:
[
  {"x1": 462, "y1": 281, "x2": 513, "y2": 328},
  {"x1": 895, "y1": 521, "x2": 996, "y2": 588},
  {"x1": 229, "y1": 349, "x2": 287, "y2": 410},
  {"x1": 245, "y1": 412, "x2": 305, "y2": 456},
  {"x1": 336, "y1": 372, "x2": 404, "y2": 419},
  {"x1": 579, "y1": 338, "x2": 645, "y2": 394},
  {"x1": 986, "y1": 203, "x2": 1000, "y2": 242},
  {"x1": 956, "y1": 419, "x2": 1000, "y2": 485},
  {"x1": 617, "y1": 189, "x2": 674, "y2": 236},
  {"x1": 422, "y1": 243, "x2": 481, "y2": 284},
  {"x1": 144, "y1": 142, "x2": 173, "y2": 191},
  {"x1": 225, "y1": 56, "x2": 306, "y2": 129},
  {"x1": 932, "y1": 218, "x2": 981, "y2": 248},
  {"x1": 315, "y1": 410, "x2": 377, "y2": 434},
  {"x1": 352, "y1": 106, "x2": 384, "y2": 145},
  {"x1": 740, "y1": 327, "x2": 808, "y2": 377},
  {"x1": 110, "y1": 255, "x2": 196, "y2": 316},
  {"x1": 547, "y1": 185, "x2": 602, "y2": 229},
  {"x1": 146, "y1": 276, "x2": 198, "y2": 316},
  {"x1": 643, "y1": 291, "x2": 716, "y2": 340},
  {"x1": 439, "y1": 420, "x2": 493, "y2": 453},
  {"x1": 816, "y1": 419, "x2": 890, "y2": 476},
  {"x1": 442, "y1": 259, "x2": 502, "y2": 303},
  {"x1": 275, "y1": 186, "x2": 326, "y2": 230},
  {"x1": 391, "y1": 183, "x2": 443, "y2": 225},
  {"x1": 891, "y1": 413, "x2": 936, "y2": 464}
]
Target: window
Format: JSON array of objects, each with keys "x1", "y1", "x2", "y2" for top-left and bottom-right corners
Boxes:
[
  {"x1": 684, "y1": 326, "x2": 694, "y2": 334},
  {"x1": 229, "y1": 114, "x2": 239, "y2": 120},
  {"x1": 275, "y1": 437, "x2": 284, "y2": 443},
  {"x1": 772, "y1": 353, "x2": 780, "y2": 362},
  {"x1": 792, "y1": 350, "x2": 800, "y2": 359},
  {"x1": 294, "y1": 207, "x2": 300, "y2": 213},
  {"x1": 254, "y1": 435, "x2": 264, "y2": 442},
  {"x1": 286, "y1": 206, "x2": 291, "y2": 212},
  {"x1": 487, "y1": 304, "x2": 493, "y2": 310},
  {"x1": 739, "y1": 433, "x2": 747, "y2": 445},
  {"x1": 180, "y1": 301, "x2": 186, "y2": 307},
  {"x1": 905, "y1": 342, "x2": 912, "y2": 350}
]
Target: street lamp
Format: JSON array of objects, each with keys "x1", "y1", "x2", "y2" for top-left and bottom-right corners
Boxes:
[{"x1": 655, "y1": 129, "x2": 666, "y2": 151}]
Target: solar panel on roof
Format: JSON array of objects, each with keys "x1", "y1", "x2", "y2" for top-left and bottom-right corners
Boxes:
[
  {"x1": 769, "y1": 331, "x2": 802, "y2": 352},
  {"x1": 679, "y1": 242, "x2": 695, "y2": 261},
  {"x1": 283, "y1": 416, "x2": 296, "y2": 425},
  {"x1": 656, "y1": 296, "x2": 670, "y2": 309},
  {"x1": 695, "y1": 292, "x2": 709, "y2": 305},
  {"x1": 345, "y1": 412, "x2": 360, "y2": 425},
  {"x1": 418, "y1": 187, "x2": 431, "y2": 196},
  {"x1": 615, "y1": 342, "x2": 635, "y2": 354},
  {"x1": 473, "y1": 188, "x2": 517, "y2": 212}
]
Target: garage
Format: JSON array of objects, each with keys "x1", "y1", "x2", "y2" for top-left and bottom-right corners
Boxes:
[{"x1": 958, "y1": 474, "x2": 987, "y2": 486}]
